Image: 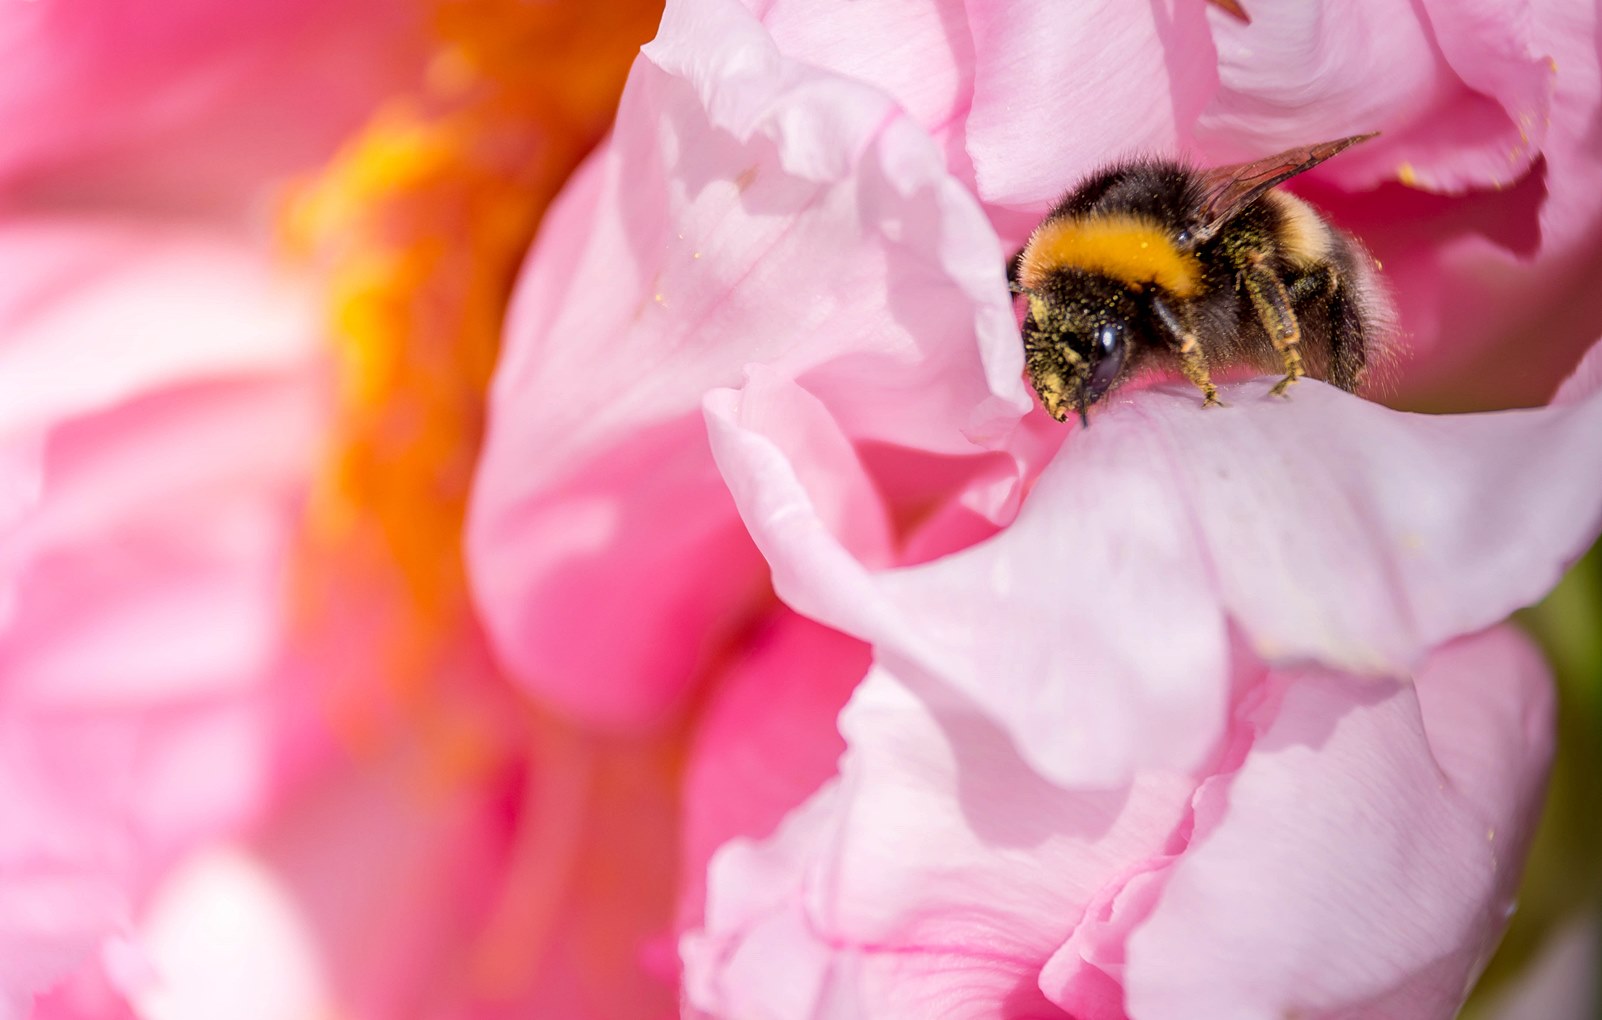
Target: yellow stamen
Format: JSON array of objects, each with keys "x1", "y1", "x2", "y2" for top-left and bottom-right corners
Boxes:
[
  {"x1": 283, "y1": 0, "x2": 660, "y2": 764},
  {"x1": 283, "y1": 0, "x2": 670, "y2": 1003}
]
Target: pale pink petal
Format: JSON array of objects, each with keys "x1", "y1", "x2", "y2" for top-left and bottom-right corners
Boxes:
[
  {"x1": 1135, "y1": 377, "x2": 1602, "y2": 677},
  {"x1": 682, "y1": 666, "x2": 1195, "y2": 1019},
  {"x1": 3, "y1": 375, "x2": 319, "y2": 704},
  {"x1": 1194, "y1": 0, "x2": 1602, "y2": 403},
  {"x1": 705, "y1": 348, "x2": 1602, "y2": 786},
  {"x1": 679, "y1": 609, "x2": 870, "y2": 929},
  {"x1": 0, "y1": 723, "x2": 129, "y2": 1020},
  {"x1": 0, "y1": 375, "x2": 319, "y2": 1011},
  {"x1": 128, "y1": 755, "x2": 507, "y2": 1020},
  {"x1": 1415, "y1": 0, "x2": 1553, "y2": 187},
  {"x1": 0, "y1": 220, "x2": 318, "y2": 439},
  {"x1": 1553, "y1": 332, "x2": 1602, "y2": 404},
  {"x1": 2, "y1": 376, "x2": 323, "y2": 903},
  {"x1": 704, "y1": 376, "x2": 1227, "y2": 786},
  {"x1": 31, "y1": 935, "x2": 146, "y2": 1018},
  {"x1": 964, "y1": 0, "x2": 1219, "y2": 210},
  {"x1": 130, "y1": 847, "x2": 328, "y2": 1020},
  {"x1": 1122, "y1": 626, "x2": 1553, "y2": 1019},
  {"x1": 757, "y1": 0, "x2": 972, "y2": 142},
  {"x1": 128, "y1": 725, "x2": 696, "y2": 1019},
  {"x1": 467, "y1": 0, "x2": 1027, "y2": 728},
  {"x1": 1196, "y1": 0, "x2": 1552, "y2": 193},
  {"x1": 1525, "y1": 0, "x2": 1602, "y2": 259},
  {"x1": 0, "y1": 222, "x2": 326, "y2": 1008},
  {"x1": 686, "y1": 629, "x2": 1555, "y2": 1019}
]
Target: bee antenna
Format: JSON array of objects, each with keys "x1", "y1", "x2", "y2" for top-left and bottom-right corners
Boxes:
[
  {"x1": 1007, "y1": 280, "x2": 1032, "y2": 296},
  {"x1": 1075, "y1": 378, "x2": 1090, "y2": 429}
]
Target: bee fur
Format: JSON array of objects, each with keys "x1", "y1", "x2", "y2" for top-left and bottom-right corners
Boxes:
[{"x1": 1010, "y1": 137, "x2": 1396, "y2": 425}]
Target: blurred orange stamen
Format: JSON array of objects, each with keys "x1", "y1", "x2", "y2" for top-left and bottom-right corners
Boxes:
[
  {"x1": 284, "y1": 0, "x2": 659, "y2": 761},
  {"x1": 282, "y1": 0, "x2": 669, "y2": 1007},
  {"x1": 1208, "y1": 0, "x2": 1251, "y2": 24}
]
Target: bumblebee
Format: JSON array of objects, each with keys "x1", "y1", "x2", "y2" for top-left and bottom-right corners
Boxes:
[{"x1": 1009, "y1": 134, "x2": 1395, "y2": 425}]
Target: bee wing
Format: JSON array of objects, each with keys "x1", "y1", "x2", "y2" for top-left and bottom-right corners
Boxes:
[{"x1": 1188, "y1": 133, "x2": 1377, "y2": 245}]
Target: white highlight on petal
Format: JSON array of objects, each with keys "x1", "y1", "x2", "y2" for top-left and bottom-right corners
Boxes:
[{"x1": 133, "y1": 846, "x2": 328, "y2": 1020}]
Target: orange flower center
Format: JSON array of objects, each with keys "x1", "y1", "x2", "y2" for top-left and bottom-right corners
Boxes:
[
  {"x1": 284, "y1": 0, "x2": 659, "y2": 757},
  {"x1": 282, "y1": 0, "x2": 677, "y2": 1010}
]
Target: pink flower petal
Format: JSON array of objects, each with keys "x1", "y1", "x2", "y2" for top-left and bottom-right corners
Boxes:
[
  {"x1": 467, "y1": 0, "x2": 1027, "y2": 728},
  {"x1": 1554, "y1": 333, "x2": 1602, "y2": 405},
  {"x1": 1189, "y1": 0, "x2": 1602, "y2": 402},
  {"x1": 0, "y1": 724, "x2": 130, "y2": 1020},
  {"x1": 685, "y1": 627, "x2": 1554, "y2": 1019},
  {"x1": 682, "y1": 665, "x2": 1195, "y2": 1019},
  {"x1": 679, "y1": 609, "x2": 871, "y2": 930},
  {"x1": 1122, "y1": 626, "x2": 1553, "y2": 1018},
  {"x1": 1414, "y1": 0, "x2": 1553, "y2": 187},
  {"x1": 758, "y1": 0, "x2": 972, "y2": 141},
  {"x1": 1196, "y1": 0, "x2": 1553, "y2": 193},
  {"x1": 0, "y1": 219, "x2": 326, "y2": 1009},
  {"x1": 0, "y1": 219, "x2": 318, "y2": 440},
  {"x1": 705, "y1": 348, "x2": 1602, "y2": 786},
  {"x1": 127, "y1": 751, "x2": 514, "y2": 1020},
  {"x1": 964, "y1": 0, "x2": 1220, "y2": 210},
  {"x1": 1135, "y1": 378, "x2": 1602, "y2": 677},
  {"x1": 129, "y1": 847, "x2": 328, "y2": 1020},
  {"x1": 3, "y1": 376, "x2": 319, "y2": 705},
  {"x1": 0, "y1": 0, "x2": 419, "y2": 206},
  {"x1": 1383, "y1": 0, "x2": 1602, "y2": 404},
  {"x1": 704, "y1": 376, "x2": 1228, "y2": 786}
]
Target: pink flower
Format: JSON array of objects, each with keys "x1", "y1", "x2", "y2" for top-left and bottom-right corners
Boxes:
[
  {"x1": 0, "y1": 0, "x2": 419, "y2": 200},
  {"x1": 463, "y1": 0, "x2": 1602, "y2": 1014},
  {"x1": 6, "y1": 0, "x2": 1600, "y2": 1013},
  {"x1": 0, "y1": 3, "x2": 416, "y2": 1014},
  {"x1": 470, "y1": 0, "x2": 1602, "y2": 730},
  {"x1": 683, "y1": 627, "x2": 1556, "y2": 1019},
  {"x1": 6, "y1": 1, "x2": 689, "y2": 1016},
  {"x1": 685, "y1": 341, "x2": 1602, "y2": 1014},
  {"x1": 0, "y1": 218, "x2": 328, "y2": 1018}
]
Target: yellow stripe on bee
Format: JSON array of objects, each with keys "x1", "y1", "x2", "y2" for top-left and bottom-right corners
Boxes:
[{"x1": 1019, "y1": 214, "x2": 1202, "y2": 298}]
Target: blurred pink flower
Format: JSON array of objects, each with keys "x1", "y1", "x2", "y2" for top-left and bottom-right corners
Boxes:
[
  {"x1": 464, "y1": 0, "x2": 1602, "y2": 1014},
  {"x1": 0, "y1": 0, "x2": 421, "y2": 211},
  {"x1": 0, "y1": 2, "x2": 418, "y2": 1015},
  {"x1": 5, "y1": 0, "x2": 700, "y2": 1015},
  {"x1": 0, "y1": 218, "x2": 328, "y2": 1018}
]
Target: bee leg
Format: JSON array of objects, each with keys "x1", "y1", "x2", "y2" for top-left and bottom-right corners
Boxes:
[
  {"x1": 1151, "y1": 295, "x2": 1221, "y2": 407},
  {"x1": 1242, "y1": 263, "x2": 1304, "y2": 397}
]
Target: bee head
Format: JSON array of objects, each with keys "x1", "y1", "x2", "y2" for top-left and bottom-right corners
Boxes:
[{"x1": 1015, "y1": 271, "x2": 1139, "y2": 425}]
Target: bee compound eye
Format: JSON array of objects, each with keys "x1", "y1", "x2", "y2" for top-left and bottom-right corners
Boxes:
[
  {"x1": 1095, "y1": 322, "x2": 1123, "y2": 357},
  {"x1": 1086, "y1": 322, "x2": 1127, "y2": 401}
]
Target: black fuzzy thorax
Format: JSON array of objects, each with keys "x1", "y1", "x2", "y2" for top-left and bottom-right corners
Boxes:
[{"x1": 1047, "y1": 159, "x2": 1204, "y2": 233}]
